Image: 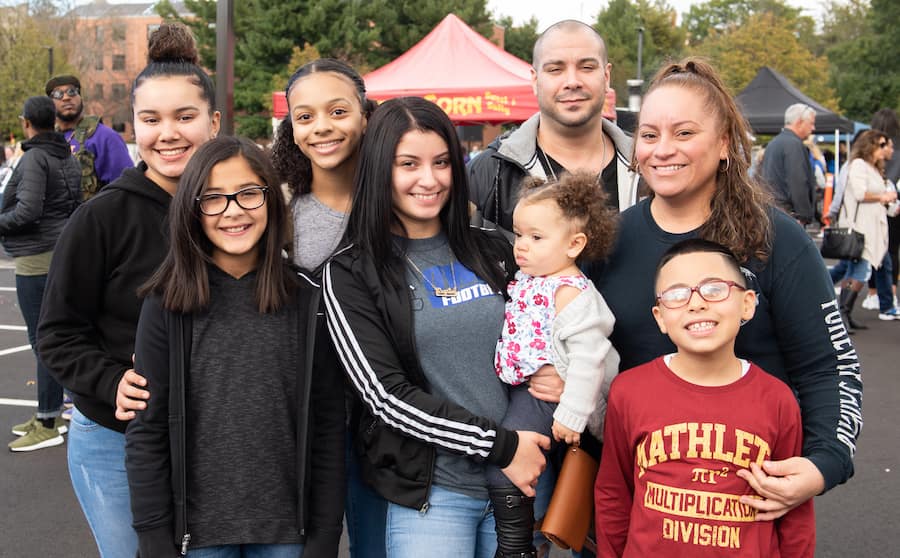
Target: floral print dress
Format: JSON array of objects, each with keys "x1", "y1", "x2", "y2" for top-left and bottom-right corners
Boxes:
[{"x1": 495, "y1": 271, "x2": 589, "y2": 385}]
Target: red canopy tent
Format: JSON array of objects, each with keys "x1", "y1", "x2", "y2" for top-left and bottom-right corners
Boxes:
[
  {"x1": 362, "y1": 14, "x2": 539, "y2": 124},
  {"x1": 273, "y1": 13, "x2": 616, "y2": 125},
  {"x1": 273, "y1": 14, "x2": 538, "y2": 125}
]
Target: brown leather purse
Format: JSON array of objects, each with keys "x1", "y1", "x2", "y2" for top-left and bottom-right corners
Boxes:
[{"x1": 538, "y1": 445, "x2": 599, "y2": 552}]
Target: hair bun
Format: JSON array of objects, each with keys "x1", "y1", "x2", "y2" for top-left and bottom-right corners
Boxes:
[{"x1": 148, "y1": 22, "x2": 199, "y2": 65}]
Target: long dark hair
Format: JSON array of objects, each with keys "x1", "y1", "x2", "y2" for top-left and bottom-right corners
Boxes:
[
  {"x1": 142, "y1": 136, "x2": 295, "y2": 313},
  {"x1": 636, "y1": 58, "x2": 772, "y2": 264},
  {"x1": 871, "y1": 108, "x2": 899, "y2": 139},
  {"x1": 345, "y1": 96, "x2": 507, "y2": 294},
  {"x1": 270, "y1": 58, "x2": 376, "y2": 197},
  {"x1": 131, "y1": 22, "x2": 216, "y2": 114}
]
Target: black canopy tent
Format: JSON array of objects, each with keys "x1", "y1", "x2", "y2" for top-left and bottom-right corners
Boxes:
[
  {"x1": 736, "y1": 67, "x2": 854, "y2": 134},
  {"x1": 736, "y1": 67, "x2": 854, "y2": 171}
]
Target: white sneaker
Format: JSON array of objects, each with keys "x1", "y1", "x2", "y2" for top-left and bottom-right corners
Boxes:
[
  {"x1": 861, "y1": 294, "x2": 878, "y2": 310},
  {"x1": 878, "y1": 307, "x2": 900, "y2": 321}
]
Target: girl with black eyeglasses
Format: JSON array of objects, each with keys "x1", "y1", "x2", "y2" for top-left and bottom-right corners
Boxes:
[{"x1": 126, "y1": 136, "x2": 344, "y2": 557}]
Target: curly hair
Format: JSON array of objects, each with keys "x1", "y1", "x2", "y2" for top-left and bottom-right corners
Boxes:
[
  {"x1": 517, "y1": 171, "x2": 618, "y2": 262},
  {"x1": 634, "y1": 58, "x2": 772, "y2": 264},
  {"x1": 270, "y1": 58, "x2": 376, "y2": 197}
]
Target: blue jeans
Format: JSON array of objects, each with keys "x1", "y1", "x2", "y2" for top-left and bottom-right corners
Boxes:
[
  {"x1": 345, "y1": 435, "x2": 388, "y2": 558},
  {"x1": 15, "y1": 273, "x2": 62, "y2": 418},
  {"x1": 835, "y1": 258, "x2": 871, "y2": 283},
  {"x1": 67, "y1": 407, "x2": 138, "y2": 558},
  {"x1": 829, "y1": 260, "x2": 849, "y2": 284},
  {"x1": 873, "y1": 253, "x2": 895, "y2": 312},
  {"x1": 187, "y1": 544, "x2": 303, "y2": 558},
  {"x1": 386, "y1": 484, "x2": 496, "y2": 558}
]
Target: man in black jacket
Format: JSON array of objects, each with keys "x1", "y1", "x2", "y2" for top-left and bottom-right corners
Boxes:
[
  {"x1": 3, "y1": 96, "x2": 81, "y2": 452},
  {"x1": 760, "y1": 103, "x2": 818, "y2": 225}
]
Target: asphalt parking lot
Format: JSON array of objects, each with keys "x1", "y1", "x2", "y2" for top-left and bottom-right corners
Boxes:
[{"x1": 0, "y1": 259, "x2": 896, "y2": 557}]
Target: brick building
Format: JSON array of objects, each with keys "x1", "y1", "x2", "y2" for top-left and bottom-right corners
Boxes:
[{"x1": 67, "y1": 1, "x2": 191, "y2": 140}]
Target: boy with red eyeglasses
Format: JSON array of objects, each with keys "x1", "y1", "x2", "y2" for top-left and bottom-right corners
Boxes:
[{"x1": 594, "y1": 238, "x2": 814, "y2": 557}]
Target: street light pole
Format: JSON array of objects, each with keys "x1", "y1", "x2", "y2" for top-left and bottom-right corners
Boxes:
[
  {"x1": 216, "y1": 0, "x2": 235, "y2": 136},
  {"x1": 627, "y1": 27, "x2": 645, "y2": 112}
]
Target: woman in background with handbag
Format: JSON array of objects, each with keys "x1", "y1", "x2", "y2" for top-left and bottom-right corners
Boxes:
[{"x1": 834, "y1": 130, "x2": 898, "y2": 328}]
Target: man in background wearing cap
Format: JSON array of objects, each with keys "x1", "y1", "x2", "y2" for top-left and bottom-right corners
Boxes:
[{"x1": 46, "y1": 75, "x2": 133, "y2": 199}]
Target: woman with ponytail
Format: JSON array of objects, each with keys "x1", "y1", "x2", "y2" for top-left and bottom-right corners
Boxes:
[
  {"x1": 589, "y1": 58, "x2": 862, "y2": 525},
  {"x1": 37, "y1": 23, "x2": 219, "y2": 556}
]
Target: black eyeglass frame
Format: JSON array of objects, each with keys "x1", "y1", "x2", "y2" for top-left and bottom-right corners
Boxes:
[
  {"x1": 656, "y1": 279, "x2": 748, "y2": 309},
  {"x1": 195, "y1": 186, "x2": 269, "y2": 216},
  {"x1": 49, "y1": 87, "x2": 81, "y2": 100}
]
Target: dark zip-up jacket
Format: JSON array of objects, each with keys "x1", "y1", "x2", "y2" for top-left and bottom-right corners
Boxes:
[
  {"x1": 0, "y1": 132, "x2": 81, "y2": 256},
  {"x1": 322, "y1": 227, "x2": 517, "y2": 510},
  {"x1": 38, "y1": 163, "x2": 170, "y2": 432},
  {"x1": 467, "y1": 114, "x2": 639, "y2": 237},
  {"x1": 127, "y1": 274, "x2": 345, "y2": 557}
]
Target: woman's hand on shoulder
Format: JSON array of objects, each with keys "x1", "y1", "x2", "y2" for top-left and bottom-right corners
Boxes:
[
  {"x1": 737, "y1": 457, "x2": 825, "y2": 520},
  {"x1": 502, "y1": 431, "x2": 550, "y2": 497}
]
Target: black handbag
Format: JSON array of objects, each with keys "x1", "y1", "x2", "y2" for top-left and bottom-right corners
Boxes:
[{"x1": 821, "y1": 195, "x2": 865, "y2": 261}]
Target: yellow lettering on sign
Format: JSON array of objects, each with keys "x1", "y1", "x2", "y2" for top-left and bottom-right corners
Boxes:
[{"x1": 423, "y1": 94, "x2": 482, "y2": 117}]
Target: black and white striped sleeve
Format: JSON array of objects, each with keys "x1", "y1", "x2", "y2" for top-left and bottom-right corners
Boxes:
[{"x1": 322, "y1": 255, "x2": 517, "y2": 466}]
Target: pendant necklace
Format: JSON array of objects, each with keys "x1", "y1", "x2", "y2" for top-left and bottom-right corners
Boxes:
[
  {"x1": 405, "y1": 248, "x2": 459, "y2": 298},
  {"x1": 538, "y1": 132, "x2": 607, "y2": 183}
]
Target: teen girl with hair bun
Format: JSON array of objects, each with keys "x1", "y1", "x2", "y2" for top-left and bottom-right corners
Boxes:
[
  {"x1": 38, "y1": 22, "x2": 220, "y2": 557},
  {"x1": 127, "y1": 136, "x2": 345, "y2": 557}
]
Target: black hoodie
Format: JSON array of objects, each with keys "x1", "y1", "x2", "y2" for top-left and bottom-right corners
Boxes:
[
  {"x1": 0, "y1": 132, "x2": 81, "y2": 256},
  {"x1": 38, "y1": 162, "x2": 169, "y2": 432}
]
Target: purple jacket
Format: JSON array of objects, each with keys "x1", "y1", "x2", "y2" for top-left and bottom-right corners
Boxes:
[{"x1": 64, "y1": 121, "x2": 133, "y2": 186}]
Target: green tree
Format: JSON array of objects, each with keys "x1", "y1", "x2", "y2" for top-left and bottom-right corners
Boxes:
[
  {"x1": 595, "y1": 0, "x2": 685, "y2": 100},
  {"x1": 495, "y1": 15, "x2": 538, "y2": 63},
  {"x1": 682, "y1": 0, "x2": 806, "y2": 46},
  {"x1": 270, "y1": 42, "x2": 322, "y2": 108},
  {"x1": 826, "y1": 0, "x2": 899, "y2": 119},
  {"x1": 0, "y1": 1, "x2": 76, "y2": 141},
  {"x1": 361, "y1": 0, "x2": 492, "y2": 68},
  {"x1": 691, "y1": 13, "x2": 838, "y2": 109},
  {"x1": 156, "y1": 0, "x2": 223, "y2": 67},
  {"x1": 156, "y1": 0, "x2": 493, "y2": 139},
  {"x1": 815, "y1": 0, "x2": 870, "y2": 56}
]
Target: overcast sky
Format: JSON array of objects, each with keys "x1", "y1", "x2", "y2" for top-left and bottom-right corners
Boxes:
[{"x1": 488, "y1": 0, "x2": 828, "y2": 31}]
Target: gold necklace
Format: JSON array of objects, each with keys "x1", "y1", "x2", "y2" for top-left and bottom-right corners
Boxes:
[{"x1": 405, "y1": 249, "x2": 459, "y2": 298}]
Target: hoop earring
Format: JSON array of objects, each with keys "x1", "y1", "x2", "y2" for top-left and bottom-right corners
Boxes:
[{"x1": 719, "y1": 156, "x2": 730, "y2": 173}]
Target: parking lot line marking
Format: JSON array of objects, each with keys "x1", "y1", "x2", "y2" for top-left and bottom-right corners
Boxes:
[
  {"x1": 0, "y1": 344, "x2": 32, "y2": 356},
  {"x1": 0, "y1": 325, "x2": 27, "y2": 331},
  {"x1": 0, "y1": 287, "x2": 16, "y2": 291},
  {"x1": 0, "y1": 398, "x2": 37, "y2": 407}
]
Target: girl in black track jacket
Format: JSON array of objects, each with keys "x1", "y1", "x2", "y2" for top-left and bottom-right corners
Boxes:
[{"x1": 323, "y1": 97, "x2": 550, "y2": 558}]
